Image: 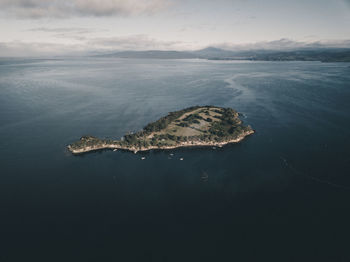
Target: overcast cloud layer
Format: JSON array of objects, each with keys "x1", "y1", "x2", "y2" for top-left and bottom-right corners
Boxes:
[
  {"x1": 0, "y1": 0, "x2": 170, "y2": 18},
  {"x1": 0, "y1": 0, "x2": 349, "y2": 56}
]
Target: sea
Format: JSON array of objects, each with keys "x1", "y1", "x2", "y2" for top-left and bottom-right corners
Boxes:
[{"x1": 1, "y1": 57, "x2": 350, "y2": 261}]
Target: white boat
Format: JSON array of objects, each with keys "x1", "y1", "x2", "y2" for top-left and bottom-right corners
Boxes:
[
  {"x1": 141, "y1": 157, "x2": 146, "y2": 160},
  {"x1": 113, "y1": 149, "x2": 118, "y2": 152},
  {"x1": 180, "y1": 158, "x2": 184, "y2": 161}
]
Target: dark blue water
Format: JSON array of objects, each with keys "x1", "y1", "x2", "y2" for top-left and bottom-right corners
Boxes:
[{"x1": 1, "y1": 58, "x2": 350, "y2": 261}]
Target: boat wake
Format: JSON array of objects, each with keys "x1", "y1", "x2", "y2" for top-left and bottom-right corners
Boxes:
[{"x1": 280, "y1": 156, "x2": 350, "y2": 190}]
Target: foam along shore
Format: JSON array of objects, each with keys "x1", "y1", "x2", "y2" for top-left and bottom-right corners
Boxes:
[{"x1": 67, "y1": 106, "x2": 254, "y2": 155}]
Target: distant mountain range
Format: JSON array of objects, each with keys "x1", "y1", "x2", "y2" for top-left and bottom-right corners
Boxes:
[
  {"x1": 96, "y1": 47, "x2": 350, "y2": 62},
  {"x1": 96, "y1": 50, "x2": 197, "y2": 59}
]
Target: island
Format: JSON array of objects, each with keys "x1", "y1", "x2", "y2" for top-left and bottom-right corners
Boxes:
[{"x1": 67, "y1": 106, "x2": 254, "y2": 154}]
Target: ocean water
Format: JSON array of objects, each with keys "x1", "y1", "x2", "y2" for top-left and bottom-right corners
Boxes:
[{"x1": 1, "y1": 58, "x2": 350, "y2": 261}]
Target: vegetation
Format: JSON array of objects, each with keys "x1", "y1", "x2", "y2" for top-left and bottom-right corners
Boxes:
[
  {"x1": 68, "y1": 106, "x2": 254, "y2": 153},
  {"x1": 143, "y1": 106, "x2": 200, "y2": 133}
]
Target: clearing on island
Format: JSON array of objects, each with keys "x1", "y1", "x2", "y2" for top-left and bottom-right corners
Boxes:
[{"x1": 68, "y1": 106, "x2": 254, "y2": 154}]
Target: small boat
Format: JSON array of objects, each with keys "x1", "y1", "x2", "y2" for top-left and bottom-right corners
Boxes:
[
  {"x1": 141, "y1": 157, "x2": 146, "y2": 160},
  {"x1": 201, "y1": 172, "x2": 209, "y2": 182},
  {"x1": 113, "y1": 149, "x2": 118, "y2": 152},
  {"x1": 170, "y1": 153, "x2": 174, "y2": 156},
  {"x1": 179, "y1": 158, "x2": 184, "y2": 161}
]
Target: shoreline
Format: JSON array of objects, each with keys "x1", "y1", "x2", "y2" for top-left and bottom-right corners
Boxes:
[{"x1": 67, "y1": 130, "x2": 254, "y2": 155}]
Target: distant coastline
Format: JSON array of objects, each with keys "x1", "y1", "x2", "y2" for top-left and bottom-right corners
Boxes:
[{"x1": 94, "y1": 47, "x2": 350, "y2": 63}]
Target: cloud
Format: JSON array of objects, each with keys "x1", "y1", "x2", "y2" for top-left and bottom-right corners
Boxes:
[
  {"x1": 87, "y1": 35, "x2": 194, "y2": 51},
  {"x1": 26, "y1": 27, "x2": 99, "y2": 33},
  {"x1": 0, "y1": 0, "x2": 170, "y2": 18},
  {"x1": 25, "y1": 27, "x2": 111, "y2": 42},
  {"x1": 0, "y1": 41, "x2": 88, "y2": 57},
  {"x1": 0, "y1": 35, "x2": 194, "y2": 57}
]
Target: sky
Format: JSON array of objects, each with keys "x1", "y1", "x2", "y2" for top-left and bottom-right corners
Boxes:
[{"x1": 0, "y1": 0, "x2": 349, "y2": 56}]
